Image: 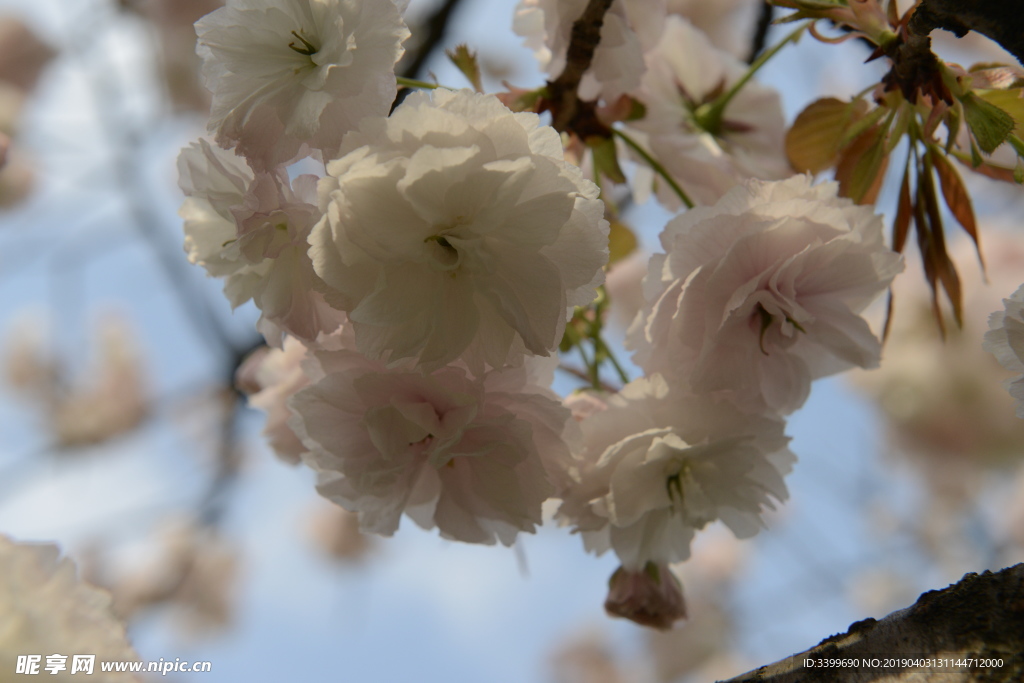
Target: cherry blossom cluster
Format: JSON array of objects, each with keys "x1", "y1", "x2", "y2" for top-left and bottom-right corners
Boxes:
[
  {"x1": 178, "y1": 0, "x2": 903, "y2": 626},
  {"x1": 181, "y1": 0, "x2": 605, "y2": 549}
]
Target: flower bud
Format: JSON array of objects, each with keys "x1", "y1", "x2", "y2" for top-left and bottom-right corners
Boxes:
[{"x1": 604, "y1": 562, "x2": 687, "y2": 630}]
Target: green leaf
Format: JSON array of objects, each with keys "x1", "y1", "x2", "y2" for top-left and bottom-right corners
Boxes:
[
  {"x1": 590, "y1": 136, "x2": 627, "y2": 184},
  {"x1": 979, "y1": 88, "x2": 1024, "y2": 132},
  {"x1": 961, "y1": 92, "x2": 1015, "y2": 154},
  {"x1": 445, "y1": 44, "x2": 483, "y2": 93}
]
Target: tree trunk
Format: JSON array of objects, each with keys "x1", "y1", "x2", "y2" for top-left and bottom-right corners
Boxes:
[{"x1": 720, "y1": 563, "x2": 1024, "y2": 682}]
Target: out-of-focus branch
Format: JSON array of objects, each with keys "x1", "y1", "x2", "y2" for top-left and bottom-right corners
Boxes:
[
  {"x1": 721, "y1": 564, "x2": 1024, "y2": 683},
  {"x1": 68, "y1": 3, "x2": 241, "y2": 358},
  {"x1": 398, "y1": 0, "x2": 467, "y2": 80},
  {"x1": 542, "y1": 0, "x2": 614, "y2": 137},
  {"x1": 747, "y1": 1, "x2": 775, "y2": 64}
]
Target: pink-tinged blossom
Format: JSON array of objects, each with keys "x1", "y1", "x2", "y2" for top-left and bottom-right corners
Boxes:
[
  {"x1": 290, "y1": 353, "x2": 578, "y2": 545},
  {"x1": 628, "y1": 176, "x2": 903, "y2": 415},
  {"x1": 984, "y1": 284, "x2": 1024, "y2": 418},
  {"x1": 236, "y1": 337, "x2": 310, "y2": 464},
  {"x1": 626, "y1": 16, "x2": 789, "y2": 208},
  {"x1": 604, "y1": 562, "x2": 687, "y2": 630},
  {"x1": 178, "y1": 139, "x2": 342, "y2": 345},
  {"x1": 310, "y1": 89, "x2": 608, "y2": 371},
  {"x1": 513, "y1": 0, "x2": 665, "y2": 102},
  {"x1": 559, "y1": 375, "x2": 794, "y2": 570},
  {"x1": 195, "y1": 0, "x2": 409, "y2": 169}
]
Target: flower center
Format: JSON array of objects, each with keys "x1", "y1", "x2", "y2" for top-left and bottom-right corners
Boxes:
[
  {"x1": 288, "y1": 29, "x2": 319, "y2": 57},
  {"x1": 424, "y1": 234, "x2": 461, "y2": 272},
  {"x1": 665, "y1": 462, "x2": 691, "y2": 508},
  {"x1": 752, "y1": 303, "x2": 806, "y2": 355}
]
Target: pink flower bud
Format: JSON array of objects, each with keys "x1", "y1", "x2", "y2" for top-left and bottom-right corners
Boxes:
[{"x1": 604, "y1": 562, "x2": 687, "y2": 630}]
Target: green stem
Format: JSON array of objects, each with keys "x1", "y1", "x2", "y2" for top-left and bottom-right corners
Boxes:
[
  {"x1": 593, "y1": 334, "x2": 630, "y2": 385},
  {"x1": 575, "y1": 342, "x2": 600, "y2": 390},
  {"x1": 694, "y1": 21, "x2": 808, "y2": 134},
  {"x1": 396, "y1": 76, "x2": 443, "y2": 90},
  {"x1": 612, "y1": 128, "x2": 695, "y2": 209}
]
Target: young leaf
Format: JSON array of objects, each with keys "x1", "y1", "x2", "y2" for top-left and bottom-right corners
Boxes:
[
  {"x1": 590, "y1": 136, "x2": 627, "y2": 184},
  {"x1": 961, "y1": 92, "x2": 1015, "y2": 153},
  {"x1": 929, "y1": 147, "x2": 983, "y2": 269},
  {"x1": 445, "y1": 44, "x2": 483, "y2": 93},
  {"x1": 912, "y1": 191, "x2": 946, "y2": 337},
  {"x1": 893, "y1": 161, "x2": 913, "y2": 254},
  {"x1": 835, "y1": 126, "x2": 889, "y2": 204},
  {"x1": 786, "y1": 97, "x2": 863, "y2": 173},
  {"x1": 920, "y1": 158, "x2": 963, "y2": 329},
  {"x1": 979, "y1": 88, "x2": 1024, "y2": 132}
]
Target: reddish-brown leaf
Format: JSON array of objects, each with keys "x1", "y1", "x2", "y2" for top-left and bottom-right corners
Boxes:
[
  {"x1": 881, "y1": 289, "x2": 895, "y2": 344},
  {"x1": 893, "y1": 162, "x2": 913, "y2": 253},
  {"x1": 956, "y1": 155, "x2": 1020, "y2": 183},
  {"x1": 835, "y1": 126, "x2": 889, "y2": 205},
  {"x1": 912, "y1": 190, "x2": 946, "y2": 337},
  {"x1": 920, "y1": 159, "x2": 964, "y2": 328},
  {"x1": 930, "y1": 148, "x2": 984, "y2": 270}
]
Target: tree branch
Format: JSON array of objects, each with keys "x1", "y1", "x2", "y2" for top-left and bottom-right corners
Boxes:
[
  {"x1": 721, "y1": 563, "x2": 1024, "y2": 683},
  {"x1": 542, "y1": 0, "x2": 614, "y2": 137},
  {"x1": 398, "y1": 0, "x2": 467, "y2": 80},
  {"x1": 747, "y1": 1, "x2": 775, "y2": 64},
  {"x1": 911, "y1": 0, "x2": 1024, "y2": 66}
]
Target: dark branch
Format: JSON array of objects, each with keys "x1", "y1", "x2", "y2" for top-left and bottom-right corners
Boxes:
[
  {"x1": 721, "y1": 563, "x2": 1024, "y2": 683},
  {"x1": 542, "y1": 0, "x2": 614, "y2": 137},
  {"x1": 880, "y1": 4, "x2": 950, "y2": 104},
  {"x1": 747, "y1": 1, "x2": 775, "y2": 64},
  {"x1": 398, "y1": 0, "x2": 467, "y2": 80},
  {"x1": 911, "y1": 0, "x2": 1024, "y2": 66}
]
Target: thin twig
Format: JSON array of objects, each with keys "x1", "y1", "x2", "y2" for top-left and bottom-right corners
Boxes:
[
  {"x1": 557, "y1": 363, "x2": 619, "y2": 393},
  {"x1": 612, "y1": 128, "x2": 695, "y2": 209}
]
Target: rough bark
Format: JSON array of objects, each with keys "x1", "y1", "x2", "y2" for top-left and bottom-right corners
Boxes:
[
  {"x1": 911, "y1": 0, "x2": 1024, "y2": 66},
  {"x1": 719, "y1": 564, "x2": 1024, "y2": 683}
]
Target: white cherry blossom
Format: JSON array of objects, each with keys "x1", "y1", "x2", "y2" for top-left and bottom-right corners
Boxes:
[
  {"x1": 178, "y1": 139, "x2": 342, "y2": 345},
  {"x1": 626, "y1": 16, "x2": 789, "y2": 208},
  {"x1": 196, "y1": 0, "x2": 409, "y2": 169},
  {"x1": 310, "y1": 89, "x2": 608, "y2": 371},
  {"x1": 290, "y1": 353, "x2": 577, "y2": 545},
  {"x1": 628, "y1": 176, "x2": 903, "y2": 415},
  {"x1": 236, "y1": 337, "x2": 311, "y2": 464},
  {"x1": 559, "y1": 375, "x2": 794, "y2": 570}
]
